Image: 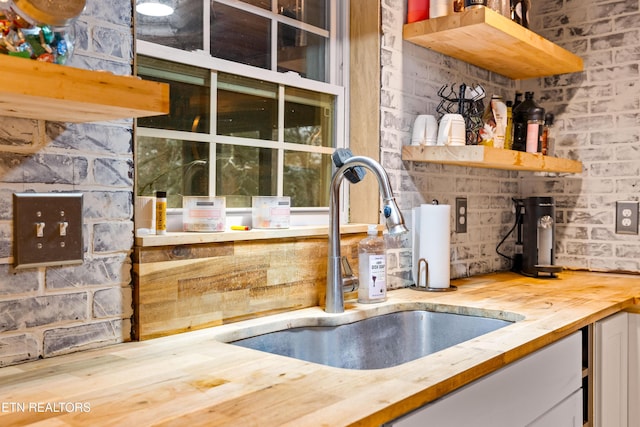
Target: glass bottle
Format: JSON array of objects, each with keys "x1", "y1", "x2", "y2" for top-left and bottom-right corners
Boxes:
[
  {"x1": 541, "y1": 112, "x2": 555, "y2": 156},
  {"x1": 358, "y1": 225, "x2": 387, "y2": 304},
  {"x1": 505, "y1": 100, "x2": 514, "y2": 149},
  {"x1": 155, "y1": 191, "x2": 167, "y2": 235}
]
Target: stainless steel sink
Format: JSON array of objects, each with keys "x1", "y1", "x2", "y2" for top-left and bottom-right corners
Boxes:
[{"x1": 230, "y1": 309, "x2": 516, "y2": 370}]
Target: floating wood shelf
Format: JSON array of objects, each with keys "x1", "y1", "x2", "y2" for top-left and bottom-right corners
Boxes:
[
  {"x1": 403, "y1": 7, "x2": 584, "y2": 80},
  {"x1": 0, "y1": 55, "x2": 169, "y2": 122},
  {"x1": 402, "y1": 145, "x2": 583, "y2": 173}
]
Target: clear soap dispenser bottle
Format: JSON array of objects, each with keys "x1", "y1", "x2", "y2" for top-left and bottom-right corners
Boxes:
[{"x1": 358, "y1": 225, "x2": 387, "y2": 303}]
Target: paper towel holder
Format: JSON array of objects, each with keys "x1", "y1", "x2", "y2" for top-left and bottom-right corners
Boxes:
[{"x1": 410, "y1": 258, "x2": 457, "y2": 292}]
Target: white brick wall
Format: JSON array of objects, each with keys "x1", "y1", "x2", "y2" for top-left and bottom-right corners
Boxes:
[
  {"x1": 522, "y1": 0, "x2": 640, "y2": 272},
  {"x1": 0, "y1": 0, "x2": 134, "y2": 367},
  {"x1": 381, "y1": 0, "x2": 519, "y2": 283},
  {"x1": 382, "y1": 0, "x2": 640, "y2": 279}
]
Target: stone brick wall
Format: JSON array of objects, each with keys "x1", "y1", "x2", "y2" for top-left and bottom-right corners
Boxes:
[
  {"x1": 381, "y1": 0, "x2": 520, "y2": 279},
  {"x1": 0, "y1": 0, "x2": 135, "y2": 366},
  {"x1": 522, "y1": 0, "x2": 640, "y2": 272}
]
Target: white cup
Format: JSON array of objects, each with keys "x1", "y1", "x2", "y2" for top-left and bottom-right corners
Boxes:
[
  {"x1": 437, "y1": 114, "x2": 466, "y2": 146},
  {"x1": 135, "y1": 196, "x2": 156, "y2": 235},
  {"x1": 430, "y1": 0, "x2": 454, "y2": 18},
  {"x1": 411, "y1": 114, "x2": 438, "y2": 146}
]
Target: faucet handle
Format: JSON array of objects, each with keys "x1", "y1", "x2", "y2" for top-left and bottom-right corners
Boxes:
[
  {"x1": 340, "y1": 256, "x2": 359, "y2": 292},
  {"x1": 332, "y1": 148, "x2": 366, "y2": 184}
]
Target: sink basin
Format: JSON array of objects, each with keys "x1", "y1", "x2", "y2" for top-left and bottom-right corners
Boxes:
[{"x1": 230, "y1": 309, "x2": 516, "y2": 370}]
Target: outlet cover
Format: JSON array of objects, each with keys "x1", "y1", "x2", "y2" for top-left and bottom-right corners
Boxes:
[
  {"x1": 615, "y1": 201, "x2": 639, "y2": 235},
  {"x1": 456, "y1": 197, "x2": 467, "y2": 233},
  {"x1": 13, "y1": 193, "x2": 84, "y2": 269}
]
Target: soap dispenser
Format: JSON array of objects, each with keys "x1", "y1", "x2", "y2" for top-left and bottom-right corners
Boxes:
[{"x1": 358, "y1": 225, "x2": 387, "y2": 303}]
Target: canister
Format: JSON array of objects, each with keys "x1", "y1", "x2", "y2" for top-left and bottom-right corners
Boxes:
[
  {"x1": 183, "y1": 196, "x2": 226, "y2": 232},
  {"x1": 252, "y1": 196, "x2": 291, "y2": 229}
]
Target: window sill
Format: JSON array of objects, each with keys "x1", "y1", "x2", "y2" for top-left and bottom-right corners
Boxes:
[{"x1": 135, "y1": 224, "x2": 369, "y2": 247}]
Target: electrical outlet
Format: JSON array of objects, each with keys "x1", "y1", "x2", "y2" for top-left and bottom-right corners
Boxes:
[
  {"x1": 616, "y1": 201, "x2": 639, "y2": 235},
  {"x1": 456, "y1": 197, "x2": 467, "y2": 233}
]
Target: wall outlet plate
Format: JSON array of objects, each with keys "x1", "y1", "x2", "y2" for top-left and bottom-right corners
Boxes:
[
  {"x1": 615, "y1": 201, "x2": 639, "y2": 235},
  {"x1": 13, "y1": 193, "x2": 84, "y2": 269},
  {"x1": 456, "y1": 197, "x2": 467, "y2": 233}
]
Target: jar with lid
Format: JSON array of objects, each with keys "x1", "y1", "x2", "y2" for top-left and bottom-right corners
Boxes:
[
  {"x1": 512, "y1": 92, "x2": 544, "y2": 152},
  {"x1": 0, "y1": 0, "x2": 85, "y2": 64},
  {"x1": 465, "y1": 0, "x2": 487, "y2": 8}
]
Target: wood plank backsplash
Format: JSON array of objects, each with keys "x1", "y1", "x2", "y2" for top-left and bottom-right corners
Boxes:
[{"x1": 133, "y1": 234, "x2": 365, "y2": 340}]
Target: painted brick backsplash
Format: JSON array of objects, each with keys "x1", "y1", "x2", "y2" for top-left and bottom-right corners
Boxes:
[
  {"x1": 0, "y1": 0, "x2": 134, "y2": 367},
  {"x1": 522, "y1": 0, "x2": 640, "y2": 272}
]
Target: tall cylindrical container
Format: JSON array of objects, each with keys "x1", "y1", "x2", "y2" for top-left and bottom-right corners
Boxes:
[
  {"x1": 155, "y1": 191, "x2": 167, "y2": 235},
  {"x1": 407, "y1": 0, "x2": 429, "y2": 23},
  {"x1": 526, "y1": 106, "x2": 545, "y2": 153},
  {"x1": 541, "y1": 112, "x2": 555, "y2": 156},
  {"x1": 358, "y1": 225, "x2": 387, "y2": 303},
  {"x1": 512, "y1": 92, "x2": 544, "y2": 152}
]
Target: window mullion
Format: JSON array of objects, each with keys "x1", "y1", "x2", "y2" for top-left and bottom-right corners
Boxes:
[
  {"x1": 210, "y1": 71, "x2": 218, "y2": 196},
  {"x1": 203, "y1": 0, "x2": 211, "y2": 55},
  {"x1": 277, "y1": 84, "x2": 285, "y2": 197}
]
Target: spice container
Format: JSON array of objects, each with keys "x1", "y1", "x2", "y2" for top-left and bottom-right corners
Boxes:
[
  {"x1": 0, "y1": 0, "x2": 85, "y2": 64},
  {"x1": 155, "y1": 191, "x2": 167, "y2": 235}
]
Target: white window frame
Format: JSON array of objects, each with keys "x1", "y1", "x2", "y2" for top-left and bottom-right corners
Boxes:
[{"x1": 135, "y1": 0, "x2": 350, "y2": 229}]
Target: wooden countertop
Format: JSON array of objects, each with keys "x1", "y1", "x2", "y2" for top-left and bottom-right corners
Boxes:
[{"x1": 2, "y1": 270, "x2": 640, "y2": 426}]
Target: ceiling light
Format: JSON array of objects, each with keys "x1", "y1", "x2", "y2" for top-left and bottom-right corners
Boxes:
[{"x1": 136, "y1": 0, "x2": 174, "y2": 17}]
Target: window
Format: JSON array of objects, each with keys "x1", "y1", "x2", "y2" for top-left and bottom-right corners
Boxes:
[{"x1": 135, "y1": 0, "x2": 346, "y2": 221}]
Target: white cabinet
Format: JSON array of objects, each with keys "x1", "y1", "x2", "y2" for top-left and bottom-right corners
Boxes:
[
  {"x1": 629, "y1": 313, "x2": 640, "y2": 426},
  {"x1": 595, "y1": 312, "x2": 628, "y2": 427},
  {"x1": 528, "y1": 389, "x2": 583, "y2": 427},
  {"x1": 388, "y1": 332, "x2": 582, "y2": 427}
]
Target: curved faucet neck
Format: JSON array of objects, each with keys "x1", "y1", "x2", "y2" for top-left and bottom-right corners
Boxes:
[{"x1": 326, "y1": 156, "x2": 406, "y2": 313}]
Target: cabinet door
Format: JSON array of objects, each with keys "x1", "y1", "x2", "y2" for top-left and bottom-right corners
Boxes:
[
  {"x1": 527, "y1": 389, "x2": 583, "y2": 427},
  {"x1": 629, "y1": 313, "x2": 640, "y2": 426},
  {"x1": 388, "y1": 332, "x2": 582, "y2": 427},
  {"x1": 595, "y1": 311, "x2": 628, "y2": 427}
]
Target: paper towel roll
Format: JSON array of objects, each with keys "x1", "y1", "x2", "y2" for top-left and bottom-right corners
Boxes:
[{"x1": 412, "y1": 204, "x2": 451, "y2": 288}]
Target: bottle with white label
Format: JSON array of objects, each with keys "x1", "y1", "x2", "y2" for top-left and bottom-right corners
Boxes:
[{"x1": 358, "y1": 225, "x2": 387, "y2": 303}]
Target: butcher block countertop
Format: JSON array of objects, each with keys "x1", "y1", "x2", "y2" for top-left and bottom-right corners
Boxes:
[{"x1": 3, "y1": 270, "x2": 640, "y2": 426}]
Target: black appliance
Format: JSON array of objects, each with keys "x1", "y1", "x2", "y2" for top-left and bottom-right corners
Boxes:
[{"x1": 520, "y1": 196, "x2": 561, "y2": 277}]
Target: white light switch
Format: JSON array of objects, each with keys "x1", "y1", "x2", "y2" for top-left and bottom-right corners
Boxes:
[{"x1": 36, "y1": 222, "x2": 45, "y2": 237}]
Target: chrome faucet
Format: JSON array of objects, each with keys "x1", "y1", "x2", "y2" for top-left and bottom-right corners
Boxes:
[{"x1": 326, "y1": 151, "x2": 409, "y2": 313}]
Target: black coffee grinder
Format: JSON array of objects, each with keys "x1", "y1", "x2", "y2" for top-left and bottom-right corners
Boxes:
[{"x1": 518, "y1": 197, "x2": 562, "y2": 278}]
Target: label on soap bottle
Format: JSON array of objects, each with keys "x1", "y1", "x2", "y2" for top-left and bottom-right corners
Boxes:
[{"x1": 360, "y1": 254, "x2": 387, "y2": 302}]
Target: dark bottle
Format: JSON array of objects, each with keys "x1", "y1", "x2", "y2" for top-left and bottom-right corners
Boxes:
[
  {"x1": 513, "y1": 92, "x2": 523, "y2": 109},
  {"x1": 512, "y1": 92, "x2": 544, "y2": 152},
  {"x1": 511, "y1": 0, "x2": 529, "y2": 28}
]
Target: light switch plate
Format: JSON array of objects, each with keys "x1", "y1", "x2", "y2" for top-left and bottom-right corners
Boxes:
[
  {"x1": 13, "y1": 193, "x2": 84, "y2": 269},
  {"x1": 615, "y1": 201, "x2": 639, "y2": 235}
]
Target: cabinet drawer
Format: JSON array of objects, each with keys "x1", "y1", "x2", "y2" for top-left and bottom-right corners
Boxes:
[{"x1": 389, "y1": 332, "x2": 582, "y2": 427}]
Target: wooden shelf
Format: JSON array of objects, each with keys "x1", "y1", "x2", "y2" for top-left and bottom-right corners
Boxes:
[
  {"x1": 403, "y1": 7, "x2": 584, "y2": 80},
  {"x1": 0, "y1": 55, "x2": 169, "y2": 122},
  {"x1": 402, "y1": 145, "x2": 583, "y2": 173}
]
